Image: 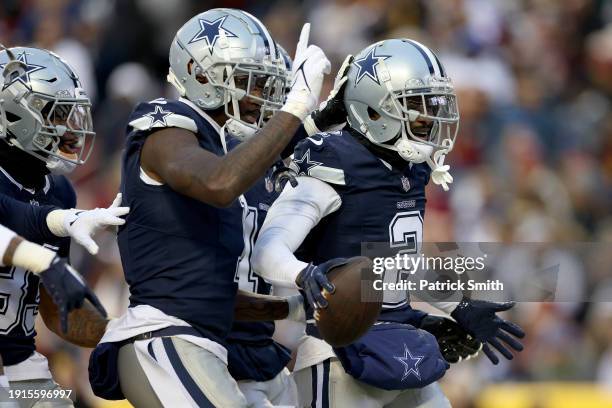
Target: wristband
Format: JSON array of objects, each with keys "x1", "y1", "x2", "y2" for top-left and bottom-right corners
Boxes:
[{"x1": 12, "y1": 241, "x2": 56, "y2": 274}]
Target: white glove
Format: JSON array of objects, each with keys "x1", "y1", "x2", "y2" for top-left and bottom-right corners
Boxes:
[
  {"x1": 46, "y1": 193, "x2": 129, "y2": 255},
  {"x1": 281, "y1": 23, "x2": 331, "y2": 120}
]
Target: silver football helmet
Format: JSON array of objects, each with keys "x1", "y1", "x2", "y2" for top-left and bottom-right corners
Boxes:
[
  {"x1": 168, "y1": 8, "x2": 287, "y2": 139},
  {"x1": 0, "y1": 46, "x2": 95, "y2": 173},
  {"x1": 344, "y1": 39, "x2": 459, "y2": 173},
  {"x1": 277, "y1": 44, "x2": 293, "y2": 97}
]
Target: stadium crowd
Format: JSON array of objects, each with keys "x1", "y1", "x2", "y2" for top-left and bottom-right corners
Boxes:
[{"x1": 1, "y1": 0, "x2": 611, "y2": 406}]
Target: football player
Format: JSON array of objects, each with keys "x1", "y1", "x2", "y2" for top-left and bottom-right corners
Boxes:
[
  {"x1": 0, "y1": 46, "x2": 112, "y2": 408},
  {"x1": 90, "y1": 8, "x2": 330, "y2": 408},
  {"x1": 253, "y1": 39, "x2": 525, "y2": 407}
]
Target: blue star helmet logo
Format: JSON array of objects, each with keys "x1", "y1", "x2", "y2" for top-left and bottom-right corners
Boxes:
[
  {"x1": 0, "y1": 52, "x2": 46, "y2": 90},
  {"x1": 353, "y1": 46, "x2": 391, "y2": 85},
  {"x1": 144, "y1": 105, "x2": 173, "y2": 127},
  {"x1": 393, "y1": 343, "x2": 424, "y2": 381},
  {"x1": 188, "y1": 16, "x2": 238, "y2": 49}
]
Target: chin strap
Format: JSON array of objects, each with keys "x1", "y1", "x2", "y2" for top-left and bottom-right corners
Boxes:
[
  {"x1": 426, "y1": 139, "x2": 454, "y2": 191},
  {"x1": 225, "y1": 118, "x2": 257, "y2": 141}
]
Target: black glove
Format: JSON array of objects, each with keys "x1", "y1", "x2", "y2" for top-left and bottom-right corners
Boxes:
[
  {"x1": 419, "y1": 315, "x2": 482, "y2": 364},
  {"x1": 39, "y1": 257, "x2": 107, "y2": 333},
  {"x1": 309, "y1": 55, "x2": 354, "y2": 131},
  {"x1": 295, "y1": 258, "x2": 348, "y2": 310},
  {"x1": 270, "y1": 164, "x2": 298, "y2": 192},
  {"x1": 451, "y1": 297, "x2": 525, "y2": 364}
]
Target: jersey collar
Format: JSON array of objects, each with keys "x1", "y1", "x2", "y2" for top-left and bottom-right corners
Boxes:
[
  {"x1": 0, "y1": 165, "x2": 50, "y2": 195},
  {"x1": 178, "y1": 97, "x2": 222, "y2": 134}
]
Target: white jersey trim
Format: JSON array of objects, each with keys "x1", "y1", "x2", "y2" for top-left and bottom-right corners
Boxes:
[
  {"x1": 0, "y1": 166, "x2": 50, "y2": 194},
  {"x1": 140, "y1": 166, "x2": 165, "y2": 186},
  {"x1": 308, "y1": 166, "x2": 346, "y2": 186},
  {"x1": 100, "y1": 304, "x2": 228, "y2": 364},
  {"x1": 5, "y1": 351, "x2": 52, "y2": 381},
  {"x1": 128, "y1": 113, "x2": 198, "y2": 133}
]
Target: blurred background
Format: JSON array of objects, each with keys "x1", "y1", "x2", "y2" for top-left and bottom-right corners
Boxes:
[{"x1": 1, "y1": 0, "x2": 611, "y2": 406}]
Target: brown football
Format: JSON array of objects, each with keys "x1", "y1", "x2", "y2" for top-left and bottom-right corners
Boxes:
[{"x1": 316, "y1": 256, "x2": 383, "y2": 347}]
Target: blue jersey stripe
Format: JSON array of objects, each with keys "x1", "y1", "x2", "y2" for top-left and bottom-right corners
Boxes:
[
  {"x1": 322, "y1": 359, "x2": 330, "y2": 408},
  {"x1": 242, "y1": 11, "x2": 277, "y2": 59},
  {"x1": 311, "y1": 364, "x2": 318, "y2": 408},
  {"x1": 405, "y1": 39, "x2": 435, "y2": 75},
  {"x1": 162, "y1": 337, "x2": 215, "y2": 407}
]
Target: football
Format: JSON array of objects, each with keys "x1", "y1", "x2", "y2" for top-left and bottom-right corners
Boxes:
[{"x1": 316, "y1": 256, "x2": 383, "y2": 347}]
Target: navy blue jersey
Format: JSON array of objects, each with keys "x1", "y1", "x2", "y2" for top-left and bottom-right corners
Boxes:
[
  {"x1": 118, "y1": 98, "x2": 245, "y2": 346},
  {"x1": 292, "y1": 130, "x2": 430, "y2": 319},
  {"x1": 0, "y1": 167, "x2": 74, "y2": 366},
  {"x1": 0, "y1": 193, "x2": 56, "y2": 243},
  {"x1": 224, "y1": 136, "x2": 291, "y2": 381}
]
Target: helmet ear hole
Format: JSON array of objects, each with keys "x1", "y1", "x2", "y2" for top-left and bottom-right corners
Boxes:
[
  {"x1": 5, "y1": 112, "x2": 21, "y2": 123},
  {"x1": 187, "y1": 59, "x2": 194, "y2": 75},
  {"x1": 367, "y1": 106, "x2": 381, "y2": 120},
  {"x1": 187, "y1": 59, "x2": 208, "y2": 84}
]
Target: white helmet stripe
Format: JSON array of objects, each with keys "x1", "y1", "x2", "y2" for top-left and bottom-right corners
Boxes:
[{"x1": 241, "y1": 10, "x2": 278, "y2": 58}]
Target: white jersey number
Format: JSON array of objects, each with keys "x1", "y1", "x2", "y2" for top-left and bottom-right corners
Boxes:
[
  {"x1": 0, "y1": 267, "x2": 37, "y2": 335},
  {"x1": 234, "y1": 200, "x2": 260, "y2": 293},
  {"x1": 383, "y1": 211, "x2": 423, "y2": 307}
]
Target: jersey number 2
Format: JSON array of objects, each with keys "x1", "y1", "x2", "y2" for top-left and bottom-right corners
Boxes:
[{"x1": 383, "y1": 211, "x2": 424, "y2": 307}]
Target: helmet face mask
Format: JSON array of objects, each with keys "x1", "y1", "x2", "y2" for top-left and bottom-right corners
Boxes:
[
  {"x1": 381, "y1": 86, "x2": 459, "y2": 149},
  {"x1": 27, "y1": 91, "x2": 95, "y2": 166},
  {"x1": 0, "y1": 47, "x2": 95, "y2": 172},
  {"x1": 168, "y1": 9, "x2": 288, "y2": 138},
  {"x1": 345, "y1": 39, "x2": 459, "y2": 169}
]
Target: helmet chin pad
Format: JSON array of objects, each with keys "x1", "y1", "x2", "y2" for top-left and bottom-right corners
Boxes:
[
  {"x1": 225, "y1": 118, "x2": 257, "y2": 141},
  {"x1": 394, "y1": 139, "x2": 433, "y2": 163}
]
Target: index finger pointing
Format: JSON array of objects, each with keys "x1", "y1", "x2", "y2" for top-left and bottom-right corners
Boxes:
[{"x1": 296, "y1": 23, "x2": 310, "y2": 57}]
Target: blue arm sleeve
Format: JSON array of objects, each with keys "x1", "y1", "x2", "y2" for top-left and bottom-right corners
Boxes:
[{"x1": 0, "y1": 193, "x2": 58, "y2": 243}]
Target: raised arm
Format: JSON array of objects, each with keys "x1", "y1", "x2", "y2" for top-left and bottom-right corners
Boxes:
[
  {"x1": 142, "y1": 24, "x2": 331, "y2": 207},
  {"x1": 141, "y1": 113, "x2": 302, "y2": 207}
]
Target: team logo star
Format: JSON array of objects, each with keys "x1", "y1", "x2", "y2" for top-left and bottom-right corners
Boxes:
[
  {"x1": 188, "y1": 16, "x2": 237, "y2": 48},
  {"x1": 144, "y1": 106, "x2": 172, "y2": 127},
  {"x1": 0, "y1": 52, "x2": 46, "y2": 90},
  {"x1": 393, "y1": 343, "x2": 424, "y2": 381},
  {"x1": 293, "y1": 149, "x2": 322, "y2": 175},
  {"x1": 354, "y1": 46, "x2": 391, "y2": 85}
]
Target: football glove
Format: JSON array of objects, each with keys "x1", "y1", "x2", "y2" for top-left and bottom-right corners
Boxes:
[
  {"x1": 450, "y1": 297, "x2": 525, "y2": 364},
  {"x1": 282, "y1": 23, "x2": 332, "y2": 120},
  {"x1": 39, "y1": 257, "x2": 107, "y2": 333},
  {"x1": 270, "y1": 164, "x2": 298, "y2": 192},
  {"x1": 419, "y1": 315, "x2": 482, "y2": 364},
  {"x1": 46, "y1": 193, "x2": 129, "y2": 255},
  {"x1": 295, "y1": 258, "x2": 347, "y2": 310},
  {"x1": 304, "y1": 54, "x2": 354, "y2": 135}
]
